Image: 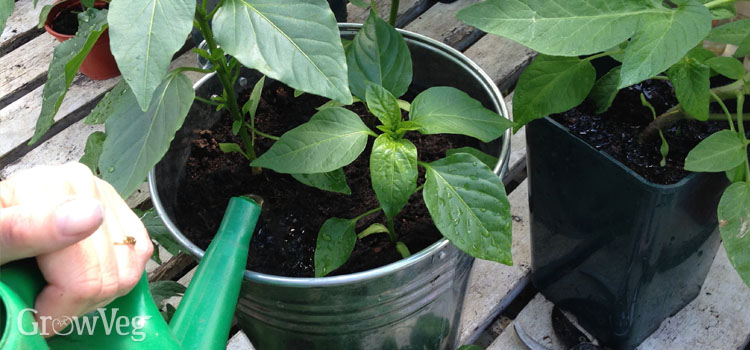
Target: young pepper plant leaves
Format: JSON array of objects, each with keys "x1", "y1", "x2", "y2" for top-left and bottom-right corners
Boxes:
[
  {"x1": 0, "y1": 0, "x2": 12, "y2": 34},
  {"x1": 705, "y1": 56, "x2": 746, "y2": 81},
  {"x1": 83, "y1": 80, "x2": 130, "y2": 125},
  {"x1": 370, "y1": 134, "x2": 418, "y2": 220},
  {"x1": 446, "y1": 147, "x2": 498, "y2": 169},
  {"x1": 366, "y1": 84, "x2": 402, "y2": 128},
  {"x1": 315, "y1": 218, "x2": 357, "y2": 277},
  {"x1": 251, "y1": 107, "x2": 375, "y2": 174},
  {"x1": 423, "y1": 153, "x2": 512, "y2": 265},
  {"x1": 512, "y1": 55, "x2": 595, "y2": 131},
  {"x1": 99, "y1": 73, "x2": 195, "y2": 198},
  {"x1": 667, "y1": 51, "x2": 710, "y2": 121},
  {"x1": 684, "y1": 130, "x2": 748, "y2": 172},
  {"x1": 618, "y1": 0, "x2": 711, "y2": 88},
  {"x1": 346, "y1": 10, "x2": 412, "y2": 100},
  {"x1": 108, "y1": 0, "x2": 195, "y2": 111},
  {"x1": 79, "y1": 131, "x2": 107, "y2": 173},
  {"x1": 457, "y1": 0, "x2": 651, "y2": 56},
  {"x1": 588, "y1": 66, "x2": 621, "y2": 114},
  {"x1": 213, "y1": 0, "x2": 352, "y2": 104},
  {"x1": 31, "y1": 8, "x2": 109, "y2": 145},
  {"x1": 718, "y1": 182, "x2": 750, "y2": 286},
  {"x1": 409, "y1": 87, "x2": 513, "y2": 142},
  {"x1": 292, "y1": 169, "x2": 352, "y2": 195},
  {"x1": 706, "y1": 19, "x2": 750, "y2": 57}
]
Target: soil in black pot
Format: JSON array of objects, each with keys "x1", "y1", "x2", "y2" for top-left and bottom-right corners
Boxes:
[
  {"x1": 552, "y1": 79, "x2": 747, "y2": 185},
  {"x1": 173, "y1": 82, "x2": 485, "y2": 277}
]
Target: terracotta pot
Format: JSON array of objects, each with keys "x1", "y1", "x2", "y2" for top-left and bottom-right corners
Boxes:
[{"x1": 44, "y1": 0, "x2": 120, "y2": 80}]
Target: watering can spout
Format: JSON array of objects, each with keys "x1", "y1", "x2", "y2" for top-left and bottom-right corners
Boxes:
[{"x1": 0, "y1": 196, "x2": 261, "y2": 350}]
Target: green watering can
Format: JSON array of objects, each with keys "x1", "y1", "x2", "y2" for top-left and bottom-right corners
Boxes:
[{"x1": 0, "y1": 196, "x2": 261, "y2": 350}]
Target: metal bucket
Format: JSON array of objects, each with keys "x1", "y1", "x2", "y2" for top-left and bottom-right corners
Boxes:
[{"x1": 149, "y1": 23, "x2": 510, "y2": 349}]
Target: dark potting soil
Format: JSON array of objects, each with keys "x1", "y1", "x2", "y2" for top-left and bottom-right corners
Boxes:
[
  {"x1": 174, "y1": 82, "x2": 484, "y2": 277},
  {"x1": 551, "y1": 79, "x2": 746, "y2": 185},
  {"x1": 51, "y1": 4, "x2": 109, "y2": 35}
]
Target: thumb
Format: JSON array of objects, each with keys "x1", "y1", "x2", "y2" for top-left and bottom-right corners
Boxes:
[{"x1": 0, "y1": 199, "x2": 103, "y2": 265}]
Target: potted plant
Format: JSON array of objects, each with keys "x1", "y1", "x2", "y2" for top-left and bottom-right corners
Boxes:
[
  {"x1": 148, "y1": 8, "x2": 515, "y2": 348},
  {"x1": 22, "y1": 0, "x2": 514, "y2": 347},
  {"x1": 458, "y1": 0, "x2": 749, "y2": 348},
  {"x1": 41, "y1": 0, "x2": 120, "y2": 80}
]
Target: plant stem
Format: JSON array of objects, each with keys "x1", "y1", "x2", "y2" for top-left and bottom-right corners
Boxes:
[
  {"x1": 704, "y1": 0, "x2": 736, "y2": 10},
  {"x1": 172, "y1": 66, "x2": 214, "y2": 75},
  {"x1": 388, "y1": 0, "x2": 399, "y2": 26},
  {"x1": 711, "y1": 90, "x2": 736, "y2": 132},
  {"x1": 738, "y1": 93, "x2": 750, "y2": 182},
  {"x1": 195, "y1": 95, "x2": 221, "y2": 107},
  {"x1": 243, "y1": 122, "x2": 279, "y2": 140},
  {"x1": 195, "y1": 7, "x2": 255, "y2": 161},
  {"x1": 354, "y1": 207, "x2": 382, "y2": 221},
  {"x1": 584, "y1": 49, "x2": 624, "y2": 62},
  {"x1": 386, "y1": 218, "x2": 397, "y2": 242}
]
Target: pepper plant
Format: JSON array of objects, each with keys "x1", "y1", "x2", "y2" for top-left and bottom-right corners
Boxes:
[
  {"x1": 249, "y1": 11, "x2": 514, "y2": 276},
  {"x1": 458, "y1": 0, "x2": 750, "y2": 285}
]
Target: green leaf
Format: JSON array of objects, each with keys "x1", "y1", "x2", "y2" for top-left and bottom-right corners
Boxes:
[
  {"x1": 705, "y1": 56, "x2": 745, "y2": 80},
  {"x1": 588, "y1": 67, "x2": 621, "y2": 114},
  {"x1": 108, "y1": 0, "x2": 195, "y2": 110},
  {"x1": 349, "y1": 0, "x2": 369, "y2": 8},
  {"x1": 293, "y1": 89, "x2": 304, "y2": 98},
  {"x1": 251, "y1": 107, "x2": 374, "y2": 173},
  {"x1": 316, "y1": 96, "x2": 361, "y2": 110},
  {"x1": 213, "y1": 0, "x2": 351, "y2": 104},
  {"x1": 242, "y1": 76, "x2": 265, "y2": 119},
  {"x1": 346, "y1": 10, "x2": 412, "y2": 100},
  {"x1": 423, "y1": 153, "x2": 512, "y2": 264},
  {"x1": 314, "y1": 218, "x2": 357, "y2": 277},
  {"x1": 139, "y1": 208, "x2": 183, "y2": 256},
  {"x1": 37, "y1": 4, "x2": 53, "y2": 29},
  {"x1": 619, "y1": 1, "x2": 711, "y2": 88},
  {"x1": 395, "y1": 241, "x2": 411, "y2": 258},
  {"x1": 726, "y1": 164, "x2": 746, "y2": 183},
  {"x1": 458, "y1": 346, "x2": 485, "y2": 350},
  {"x1": 446, "y1": 147, "x2": 498, "y2": 169},
  {"x1": 370, "y1": 134, "x2": 418, "y2": 219},
  {"x1": 149, "y1": 280, "x2": 186, "y2": 308},
  {"x1": 292, "y1": 169, "x2": 351, "y2": 195},
  {"x1": 410, "y1": 87, "x2": 512, "y2": 142},
  {"x1": 458, "y1": 0, "x2": 653, "y2": 56},
  {"x1": 357, "y1": 223, "x2": 389, "y2": 239},
  {"x1": 512, "y1": 55, "x2": 596, "y2": 130},
  {"x1": 79, "y1": 131, "x2": 106, "y2": 173},
  {"x1": 84, "y1": 80, "x2": 130, "y2": 125},
  {"x1": 0, "y1": 0, "x2": 11, "y2": 34},
  {"x1": 667, "y1": 55, "x2": 710, "y2": 121},
  {"x1": 702, "y1": 0, "x2": 736, "y2": 20},
  {"x1": 80, "y1": 0, "x2": 95, "y2": 8},
  {"x1": 366, "y1": 84, "x2": 402, "y2": 128},
  {"x1": 684, "y1": 130, "x2": 748, "y2": 172},
  {"x1": 707, "y1": 19, "x2": 750, "y2": 46},
  {"x1": 219, "y1": 143, "x2": 249, "y2": 159},
  {"x1": 99, "y1": 73, "x2": 195, "y2": 198},
  {"x1": 30, "y1": 9, "x2": 109, "y2": 145},
  {"x1": 718, "y1": 182, "x2": 750, "y2": 286}
]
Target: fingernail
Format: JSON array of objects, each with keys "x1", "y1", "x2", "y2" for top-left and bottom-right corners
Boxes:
[{"x1": 55, "y1": 199, "x2": 104, "y2": 237}]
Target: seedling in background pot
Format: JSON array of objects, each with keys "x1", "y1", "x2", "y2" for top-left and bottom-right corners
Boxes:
[{"x1": 250, "y1": 11, "x2": 515, "y2": 277}]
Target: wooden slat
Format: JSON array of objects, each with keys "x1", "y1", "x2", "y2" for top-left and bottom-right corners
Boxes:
[
  {"x1": 0, "y1": 34, "x2": 57, "y2": 108},
  {"x1": 488, "y1": 247, "x2": 750, "y2": 350},
  {"x1": 346, "y1": 0, "x2": 433, "y2": 27},
  {"x1": 458, "y1": 179, "x2": 531, "y2": 345},
  {"x1": 0, "y1": 52, "x2": 202, "y2": 176},
  {"x1": 403, "y1": 0, "x2": 483, "y2": 51},
  {"x1": 463, "y1": 34, "x2": 536, "y2": 92},
  {"x1": 1, "y1": 0, "x2": 55, "y2": 56}
]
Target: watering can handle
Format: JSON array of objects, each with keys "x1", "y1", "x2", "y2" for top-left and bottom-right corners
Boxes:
[{"x1": 0, "y1": 196, "x2": 261, "y2": 350}]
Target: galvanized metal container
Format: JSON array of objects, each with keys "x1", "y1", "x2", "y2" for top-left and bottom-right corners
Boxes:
[{"x1": 149, "y1": 24, "x2": 510, "y2": 349}]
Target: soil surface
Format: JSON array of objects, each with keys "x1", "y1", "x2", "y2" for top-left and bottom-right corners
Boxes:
[
  {"x1": 51, "y1": 3, "x2": 109, "y2": 35},
  {"x1": 551, "y1": 79, "x2": 746, "y2": 185},
  {"x1": 174, "y1": 82, "x2": 484, "y2": 277}
]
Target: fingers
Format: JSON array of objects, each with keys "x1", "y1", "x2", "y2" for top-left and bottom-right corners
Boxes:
[{"x1": 0, "y1": 199, "x2": 103, "y2": 265}]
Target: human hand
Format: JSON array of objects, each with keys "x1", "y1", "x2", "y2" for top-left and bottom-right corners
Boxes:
[{"x1": 0, "y1": 162, "x2": 153, "y2": 334}]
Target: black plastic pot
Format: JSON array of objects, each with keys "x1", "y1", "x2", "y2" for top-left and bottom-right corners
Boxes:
[{"x1": 526, "y1": 117, "x2": 728, "y2": 349}]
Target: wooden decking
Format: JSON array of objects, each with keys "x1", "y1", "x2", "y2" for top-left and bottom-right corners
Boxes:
[{"x1": 1, "y1": 1, "x2": 749, "y2": 349}]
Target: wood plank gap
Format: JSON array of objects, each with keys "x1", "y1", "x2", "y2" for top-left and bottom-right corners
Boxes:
[
  {"x1": 147, "y1": 253, "x2": 197, "y2": 282},
  {"x1": 0, "y1": 0, "x2": 55, "y2": 56},
  {"x1": 346, "y1": 0, "x2": 435, "y2": 27},
  {"x1": 0, "y1": 34, "x2": 58, "y2": 108}
]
